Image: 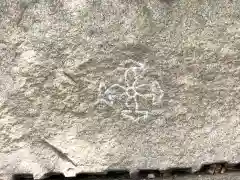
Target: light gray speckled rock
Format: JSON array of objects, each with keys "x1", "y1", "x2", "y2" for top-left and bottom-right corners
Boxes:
[
  {"x1": 176, "y1": 173, "x2": 240, "y2": 180},
  {"x1": 0, "y1": 0, "x2": 240, "y2": 179}
]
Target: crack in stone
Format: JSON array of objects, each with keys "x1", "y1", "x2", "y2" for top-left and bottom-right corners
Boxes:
[{"x1": 40, "y1": 139, "x2": 77, "y2": 167}]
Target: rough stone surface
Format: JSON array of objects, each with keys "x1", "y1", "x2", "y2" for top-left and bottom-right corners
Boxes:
[
  {"x1": 0, "y1": 0, "x2": 240, "y2": 179},
  {"x1": 176, "y1": 173, "x2": 240, "y2": 180}
]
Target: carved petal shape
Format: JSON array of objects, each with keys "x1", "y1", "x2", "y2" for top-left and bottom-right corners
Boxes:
[
  {"x1": 104, "y1": 84, "x2": 126, "y2": 103},
  {"x1": 151, "y1": 81, "x2": 164, "y2": 104},
  {"x1": 124, "y1": 68, "x2": 137, "y2": 87}
]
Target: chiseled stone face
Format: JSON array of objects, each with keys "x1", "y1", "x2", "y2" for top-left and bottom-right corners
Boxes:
[{"x1": 0, "y1": 0, "x2": 240, "y2": 179}]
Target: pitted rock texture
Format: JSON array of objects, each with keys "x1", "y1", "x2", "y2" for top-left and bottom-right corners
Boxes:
[{"x1": 0, "y1": 0, "x2": 240, "y2": 179}]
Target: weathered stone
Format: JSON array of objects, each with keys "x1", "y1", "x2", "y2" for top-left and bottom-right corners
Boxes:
[{"x1": 0, "y1": 0, "x2": 240, "y2": 179}]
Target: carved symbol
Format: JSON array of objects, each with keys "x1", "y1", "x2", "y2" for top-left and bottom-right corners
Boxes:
[{"x1": 96, "y1": 61, "x2": 164, "y2": 121}]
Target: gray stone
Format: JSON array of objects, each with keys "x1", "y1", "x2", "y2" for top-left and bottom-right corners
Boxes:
[
  {"x1": 176, "y1": 173, "x2": 240, "y2": 180},
  {"x1": 0, "y1": 0, "x2": 240, "y2": 179}
]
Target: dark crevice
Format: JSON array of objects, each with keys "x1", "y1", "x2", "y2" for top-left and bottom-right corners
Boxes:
[
  {"x1": 136, "y1": 169, "x2": 161, "y2": 178},
  {"x1": 106, "y1": 170, "x2": 130, "y2": 178},
  {"x1": 162, "y1": 167, "x2": 192, "y2": 176},
  {"x1": 41, "y1": 172, "x2": 65, "y2": 180},
  {"x1": 12, "y1": 162, "x2": 240, "y2": 180},
  {"x1": 12, "y1": 174, "x2": 34, "y2": 180},
  {"x1": 76, "y1": 173, "x2": 106, "y2": 179}
]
